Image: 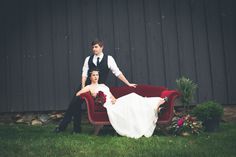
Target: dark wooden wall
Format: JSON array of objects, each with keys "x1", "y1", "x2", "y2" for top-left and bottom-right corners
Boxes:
[{"x1": 0, "y1": 0, "x2": 235, "y2": 112}]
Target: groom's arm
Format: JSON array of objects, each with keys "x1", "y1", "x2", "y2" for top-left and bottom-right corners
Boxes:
[
  {"x1": 117, "y1": 74, "x2": 136, "y2": 87},
  {"x1": 81, "y1": 76, "x2": 87, "y2": 89},
  {"x1": 108, "y1": 56, "x2": 137, "y2": 87},
  {"x1": 81, "y1": 57, "x2": 90, "y2": 89}
]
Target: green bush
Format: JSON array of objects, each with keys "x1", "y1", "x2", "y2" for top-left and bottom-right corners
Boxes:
[
  {"x1": 176, "y1": 76, "x2": 197, "y2": 112},
  {"x1": 191, "y1": 101, "x2": 224, "y2": 121}
]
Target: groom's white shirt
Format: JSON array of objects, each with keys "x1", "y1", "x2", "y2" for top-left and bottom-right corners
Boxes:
[{"x1": 82, "y1": 52, "x2": 122, "y2": 77}]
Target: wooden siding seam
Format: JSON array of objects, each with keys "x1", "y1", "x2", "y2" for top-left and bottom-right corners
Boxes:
[
  {"x1": 203, "y1": 0, "x2": 215, "y2": 100},
  {"x1": 173, "y1": 0, "x2": 182, "y2": 78},
  {"x1": 189, "y1": 0, "x2": 200, "y2": 102},
  {"x1": 126, "y1": 0, "x2": 134, "y2": 82},
  {"x1": 218, "y1": 0, "x2": 229, "y2": 104},
  {"x1": 49, "y1": 0, "x2": 57, "y2": 109},
  {"x1": 158, "y1": 0, "x2": 167, "y2": 87},
  {"x1": 142, "y1": 0, "x2": 151, "y2": 84}
]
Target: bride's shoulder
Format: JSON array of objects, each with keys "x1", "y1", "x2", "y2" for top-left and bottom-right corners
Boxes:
[
  {"x1": 99, "y1": 84, "x2": 109, "y2": 88},
  {"x1": 99, "y1": 83, "x2": 106, "y2": 87}
]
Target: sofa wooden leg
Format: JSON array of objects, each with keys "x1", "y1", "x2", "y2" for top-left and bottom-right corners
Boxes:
[
  {"x1": 158, "y1": 125, "x2": 169, "y2": 135},
  {"x1": 93, "y1": 125, "x2": 104, "y2": 135}
]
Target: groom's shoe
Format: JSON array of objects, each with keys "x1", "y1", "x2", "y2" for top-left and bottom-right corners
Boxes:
[
  {"x1": 53, "y1": 127, "x2": 63, "y2": 133},
  {"x1": 72, "y1": 127, "x2": 81, "y2": 134}
]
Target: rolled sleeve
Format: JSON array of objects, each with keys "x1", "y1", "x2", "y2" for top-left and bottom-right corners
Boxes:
[
  {"x1": 82, "y1": 57, "x2": 90, "y2": 77},
  {"x1": 108, "y1": 55, "x2": 122, "y2": 77}
]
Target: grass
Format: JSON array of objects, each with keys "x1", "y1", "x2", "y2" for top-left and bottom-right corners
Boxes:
[{"x1": 0, "y1": 122, "x2": 236, "y2": 157}]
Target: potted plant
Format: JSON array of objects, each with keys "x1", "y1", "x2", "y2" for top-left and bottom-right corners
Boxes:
[
  {"x1": 191, "y1": 101, "x2": 223, "y2": 132},
  {"x1": 176, "y1": 76, "x2": 197, "y2": 112}
]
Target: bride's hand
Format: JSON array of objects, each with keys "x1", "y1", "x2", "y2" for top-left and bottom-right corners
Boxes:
[
  {"x1": 128, "y1": 83, "x2": 137, "y2": 88},
  {"x1": 111, "y1": 97, "x2": 116, "y2": 104}
]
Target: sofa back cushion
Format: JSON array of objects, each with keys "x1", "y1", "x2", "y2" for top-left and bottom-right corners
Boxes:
[
  {"x1": 110, "y1": 86, "x2": 135, "y2": 98},
  {"x1": 110, "y1": 85, "x2": 166, "y2": 98},
  {"x1": 133, "y1": 85, "x2": 166, "y2": 97}
]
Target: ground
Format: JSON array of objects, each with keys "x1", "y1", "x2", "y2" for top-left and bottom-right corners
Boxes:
[{"x1": 222, "y1": 105, "x2": 236, "y2": 122}]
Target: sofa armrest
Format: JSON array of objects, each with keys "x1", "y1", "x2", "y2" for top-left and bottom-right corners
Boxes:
[
  {"x1": 161, "y1": 90, "x2": 180, "y2": 100},
  {"x1": 158, "y1": 90, "x2": 180, "y2": 124},
  {"x1": 80, "y1": 92, "x2": 95, "y2": 111}
]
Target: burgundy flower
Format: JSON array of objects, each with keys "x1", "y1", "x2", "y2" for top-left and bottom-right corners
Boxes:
[
  {"x1": 94, "y1": 91, "x2": 107, "y2": 106},
  {"x1": 177, "y1": 118, "x2": 185, "y2": 127}
]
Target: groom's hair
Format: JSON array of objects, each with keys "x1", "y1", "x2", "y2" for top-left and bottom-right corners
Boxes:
[{"x1": 91, "y1": 39, "x2": 104, "y2": 47}]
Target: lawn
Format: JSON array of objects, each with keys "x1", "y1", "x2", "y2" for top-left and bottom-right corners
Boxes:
[{"x1": 0, "y1": 122, "x2": 236, "y2": 157}]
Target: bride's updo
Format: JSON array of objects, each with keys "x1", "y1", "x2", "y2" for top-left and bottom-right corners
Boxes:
[{"x1": 89, "y1": 68, "x2": 100, "y2": 77}]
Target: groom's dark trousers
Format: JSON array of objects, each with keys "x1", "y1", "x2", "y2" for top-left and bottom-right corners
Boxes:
[{"x1": 58, "y1": 84, "x2": 84, "y2": 132}]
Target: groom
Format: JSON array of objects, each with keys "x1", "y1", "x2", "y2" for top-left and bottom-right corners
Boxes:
[{"x1": 54, "y1": 39, "x2": 136, "y2": 133}]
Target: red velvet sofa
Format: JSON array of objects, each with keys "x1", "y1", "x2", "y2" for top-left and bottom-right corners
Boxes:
[{"x1": 80, "y1": 84, "x2": 180, "y2": 134}]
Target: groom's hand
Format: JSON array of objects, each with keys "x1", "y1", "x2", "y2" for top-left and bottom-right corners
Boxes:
[{"x1": 128, "y1": 83, "x2": 137, "y2": 88}]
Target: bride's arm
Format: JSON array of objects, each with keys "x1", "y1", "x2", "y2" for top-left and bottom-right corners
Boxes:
[
  {"x1": 102, "y1": 84, "x2": 117, "y2": 104},
  {"x1": 108, "y1": 87, "x2": 117, "y2": 104},
  {"x1": 76, "y1": 85, "x2": 90, "y2": 96}
]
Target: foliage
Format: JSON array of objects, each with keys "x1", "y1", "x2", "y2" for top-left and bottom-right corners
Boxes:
[
  {"x1": 191, "y1": 101, "x2": 224, "y2": 122},
  {"x1": 1, "y1": 123, "x2": 236, "y2": 157},
  {"x1": 176, "y1": 76, "x2": 197, "y2": 112},
  {"x1": 168, "y1": 114, "x2": 203, "y2": 136}
]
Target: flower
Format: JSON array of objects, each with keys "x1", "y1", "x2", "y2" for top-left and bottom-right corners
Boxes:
[
  {"x1": 169, "y1": 114, "x2": 203, "y2": 136},
  {"x1": 94, "y1": 91, "x2": 107, "y2": 106},
  {"x1": 177, "y1": 118, "x2": 185, "y2": 127}
]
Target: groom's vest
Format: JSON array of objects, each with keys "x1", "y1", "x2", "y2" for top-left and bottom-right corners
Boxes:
[{"x1": 87, "y1": 54, "x2": 109, "y2": 84}]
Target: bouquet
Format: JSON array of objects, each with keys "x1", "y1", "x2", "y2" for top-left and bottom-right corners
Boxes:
[
  {"x1": 94, "y1": 91, "x2": 107, "y2": 106},
  {"x1": 169, "y1": 114, "x2": 203, "y2": 136}
]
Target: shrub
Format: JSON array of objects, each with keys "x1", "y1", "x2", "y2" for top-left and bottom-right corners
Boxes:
[{"x1": 191, "y1": 101, "x2": 223, "y2": 121}]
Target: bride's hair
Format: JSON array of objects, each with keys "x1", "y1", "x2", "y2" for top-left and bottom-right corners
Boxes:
[{"x1": 89, "y1": 68, "x2": 100, "y2": 77}]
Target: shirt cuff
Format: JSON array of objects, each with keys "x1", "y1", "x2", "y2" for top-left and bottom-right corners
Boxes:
[{"x1": 114, "y1": 71, "x2": 122, "y2": 77}]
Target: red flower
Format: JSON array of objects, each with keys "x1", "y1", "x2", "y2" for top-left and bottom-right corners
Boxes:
[
  {"x1": 94, "y1": 91, "x2": 107, "y2": 106},
  {"x1": 177, "y1": 118, "x2": 185, "y2": 127}
]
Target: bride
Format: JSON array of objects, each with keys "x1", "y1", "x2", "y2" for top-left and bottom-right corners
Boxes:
[{"x1": 76, "y1": 69, "x2": 167, "y2": 139}]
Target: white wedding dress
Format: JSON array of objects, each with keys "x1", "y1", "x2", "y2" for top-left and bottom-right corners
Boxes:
[{"x1": 95, "y1": 84, "x2": 163, "y2": 139}]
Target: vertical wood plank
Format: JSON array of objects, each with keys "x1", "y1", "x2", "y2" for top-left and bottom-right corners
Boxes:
[
  {"x1": 0, "y1": 0, "x2": 8, "y2": 112},
  {"x1": 220, "y1": 0, "x2": 236, "y2": 104},
  {"x1": 160, "y1": 0, "x2": 180, "y2": 88},
  {"x1": 205, "y1": 0, "x2": 228, "y2": 103},
  {"x1": 175, "y1": 0, "x2": 197, "y2": 80},
  {"x1": 191, "y1": 0, "x2": 213, "y2": 102},
  {"x1": 5, "y1": 0, "x2": 24, "y2": 112},
  {"x1": 81, "y1": 0, "x2": 99, "y2": 52},
  {"x1": 36, "y1": 0, "x2": 55, "y2": 111},
  {"x1": 143, "y1": 0, "x2": 166, "y2": 86},
  {"x1": 67, "y1": 0, "x2": 84, "y2": 96},
  {"x1": 112, "y1": 0, "x2": 133, "y2": 86},
  {"x1": 51, "y1": 0, "x2": 70, "y2": 110},
  {"x1": 97, "y1": 0, "x2": 116, "y2": 86},
  {"x1": 175, "y1": 0, "x2": 198, "y2": 102},
  {"x1": 127, "y1": 0, "x2": 149, "y2": 84},
  {"x1": 21, "y1": 0, "x2": 40, "y2": 111}
]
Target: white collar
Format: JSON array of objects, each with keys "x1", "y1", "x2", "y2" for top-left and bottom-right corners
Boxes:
[{"x1": 94, "y1": 52, "x2": 104, "y2": 59}]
